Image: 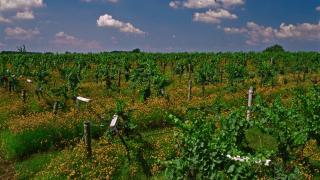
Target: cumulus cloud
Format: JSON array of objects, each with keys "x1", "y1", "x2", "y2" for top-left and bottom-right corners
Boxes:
[
  {"x1": 14, "y1": 10, "x2": 34, "y2": 20},
  {"x1": 224, "y1": 21, "x2": 320, "y2": 45},
  {"x1": 224, "y1": 27, "x2": 247, "y2": 33},
  {"x1": 193, "y1": 9, "x2": 237, "y2": 24},
  {"x1": 169, "y1": 1, "x2": 181, "y2": 8},
  {"x1": 222, "y1": 0, "x2": 244, "y2": 7},
  {"x1": 275, "y1": 22, "x2": 320, "y2": 40},
  {"x1": 81, "y1": 0, "x2": 118, "y2": 3},
  {"x1": 169, "y1": 0, "x2": 244, "y2": 9},
  {"x1": 0, "y1": 0, "x2": 44, "y2": 22},
  {"x1": 53, "y1": 32, "x2": 81, "y2": 46},
  {"x1": 0, "y1": 0, "x2": 44, "y2": 11},
  {"x1": 245, "y1": 22, "x2": 275, "y2": 45},
  {"x1": 5, "y1": 27, "x2": 40, "y2": 40},
  {"x1": 97, "y1": 14, "x2": 145, "y2": 34},
  {"x1": 52, "y1": 32, "x2": 102, "y2": 50},
  {"x1": 184, "y1": 0, "x2": 219, "y2": 9},
  {"x1": 0, "y1": 15, "x2": 11, "y2": 23},
  {"x1": 170, "y1": 0, "x2": 243, "y2": 25}
]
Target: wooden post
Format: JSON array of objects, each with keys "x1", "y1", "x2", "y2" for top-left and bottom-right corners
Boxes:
[
  {"x1": 188, "y1": 63, "x2": 192, "y2": 80},
  {"x1": 53, "y1": 101, "x2": 58, "y2": 115},
  {"x1": 246, "y1": 86, "x2": 254, "y2": 120},
  {"x1": 188, "y1": 80, "x2": 192, "y2": 101},
  {"x1": 21, "y1": 89, "x2": 26, "y2": 103},
  {"x1": 160, "y1": 88, "x2": 165, "y2": 96},
  {"x1": 84, "y1": 121, "x2": 92, "y2": 158},
  {"x1": 76, "y1": 99, "x2": 80, "y2": 111},
  {"x1": 118, "y1": 69, "x2": 121, "y2": 93},
  {"x1": 8, "y1": 81, "x2": 12, "y2": 92},
  {"x1": 188, "y1": 64, "x2": 192, "y2": 101},
  {"x1": 125, "y1": 69, "x2": 129, "y2": 81}
]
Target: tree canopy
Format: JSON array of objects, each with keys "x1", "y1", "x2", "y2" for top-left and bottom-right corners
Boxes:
[{"x1": 264, "y1": 44, "x2": 285, "y2": 53}]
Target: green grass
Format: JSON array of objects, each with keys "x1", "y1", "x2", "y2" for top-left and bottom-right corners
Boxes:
[
  {"x1": 0, "y1": 129, "x2": 58, "y2": 160},
  {"x1": 28, "y1": 100, "x2": 45, "y2": 113},
  {"x1": 245, "y1": 127, "x2": 278, "y2": 153},
  {"x1": 0, "y1": 112, "x2": 9, "y2": 130},
  {"x1": 15, "y1": 152, "x2": 59, "y2": 180},
  {"x1": 0, "y1": 67, "x2": 317, "y2": 178}
]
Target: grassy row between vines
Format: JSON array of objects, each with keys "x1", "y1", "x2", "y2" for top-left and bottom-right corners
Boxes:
[{"x1": 0, "y1": 69, "x2": 319, "y2": 179}]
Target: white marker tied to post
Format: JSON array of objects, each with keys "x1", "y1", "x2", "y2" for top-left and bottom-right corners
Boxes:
[
  {"x1": 110, "y1": 114, "x2": 118, "y2": 128},
  {"x1": 76, "y1": 96, "x2": 91, "y2": 103}
]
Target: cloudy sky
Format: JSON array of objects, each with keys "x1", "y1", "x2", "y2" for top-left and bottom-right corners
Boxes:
[{"x1": 0, "y1": 0, "x2": 319, "y2": 52}]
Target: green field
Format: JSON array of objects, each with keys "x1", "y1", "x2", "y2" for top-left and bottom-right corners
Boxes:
[{"x1": 0, "y1": 48, "x2": 319, "y2": 179}]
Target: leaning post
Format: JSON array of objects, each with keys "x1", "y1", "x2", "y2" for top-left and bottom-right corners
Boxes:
[
  {"x1": 84, "y1": 121, "x2": 92, "y2": 159},
  {"x1": 21, "y1": 89, "x2": 26, "y2": 103},
  {"x1": 246, "y1": 86, "x2": 254, "y2": 120},
  {"x1": 188, "y1": 63, "x2": 192, "y2": 101}
]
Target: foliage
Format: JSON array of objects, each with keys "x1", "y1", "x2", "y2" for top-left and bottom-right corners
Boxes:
[
  {"x1": 257, "y1": 60, "x2": 277, "y2": 86},
  {"x1": 0, "y1": 51, "x2": 319, "y2": 179},
  {"x1": 195, "y1": 59, "x2": 219, "y2": 96},
  {"x1": 130, "y1": 60, "x2": 169, "y2": 101},
  {"x1": 225, "y1": 60, "x2": 247, "y2": 91},
  {"x1": 165, "y1": 85, "x2": 320, "y2": 179},
  {"x1": 264, "y1": 44, "x2": 285, "y2": 53}
]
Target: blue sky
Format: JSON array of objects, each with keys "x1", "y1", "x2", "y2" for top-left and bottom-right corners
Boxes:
[{"x1": 0, "y1": 0, "x2": 319, "y2": 52}]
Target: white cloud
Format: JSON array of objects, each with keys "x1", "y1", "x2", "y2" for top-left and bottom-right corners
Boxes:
[
  {"x1": 0, "y1": 0, "x2": 44, "y2": 22},
  {"x1": 316, "y1": 6, "x2": 320, "y2": 11},
  {"x1": 52, "y1": 32, "x2": 102, "y2": 50},
  {"x1": 5, "y1": 27, "x2": 40, "y2": 40},
  {"x1": 244, "y1": 22, "x2": 275, "y2": 45},
  {"x1": 222, "y1": 0, "x2": 244, "y2": 7},
  {"x1": 275, "y1": 22, "x2": 320, "y2": 40},
  {"x1": 53, "y1": 32, "x2": 81, "y2": 46},
  {"x1": 0, "y1": 0, "x2": 44, "y2": 11},
  {"x1": 97, "y1": 14, "x2": 145, "y2": 34},
  {"x1": 224, "y1": 21, "x2": 320, "y2": 45},
  {"x1": 224, "y1": 27, "x2": 247, "y2": 33},
  {"x1": 169, "y1": 1, "x2": 181, "y2": 8},
  {"x1": 169, "y1": 0, "x2": 244, "y2": 9},
  {"x1": 193, "y1": 9, "x2": 237, "y2": 24},
  {"x1": 184, "y1": 0, "x2": 219, "y2": 9},
  {"x1": 14, "y1": 10, "x2": 34, "y2": 20},
  {"x1": 170, "y1": 0, "x2": 243, "y2": 25},
  {"x1": 0, "y1": 15, "x2": 11, "y2": 23},
  {"x1": 81, "y1": 0, "x2": 118, "y2": 3}
]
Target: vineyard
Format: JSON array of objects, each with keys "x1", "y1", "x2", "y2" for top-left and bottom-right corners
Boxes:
[{"x1": 0, "y1": 50, "x2": 319, "y2": 179}]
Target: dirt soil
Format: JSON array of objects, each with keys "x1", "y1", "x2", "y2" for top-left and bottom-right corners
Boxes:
[{"x1": 0, "y1": 155, "x2": 15, "y2": 180}]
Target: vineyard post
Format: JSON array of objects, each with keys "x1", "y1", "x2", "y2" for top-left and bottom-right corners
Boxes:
[
  {"x1": 246, "y1": 86, "x2": 254, "y2": 120},
  {"x1": 53, "y1": 101, "x2": 58, "y2": 115},
  {"x1": 163, "y1": 61, "x2": 167, "y2": 73},
  {"x1": 76, "y1": 99, "x2": 80, "y2": 111},
  {"x1": 188, "y1": 63, "x2": 192, "y2": 101},
  {"x1": 118, "y1": 69, "x2": 121, "y2": 93},
  {"x1": 110, "y1": 115, "x2": 131, "y2": 162},
  {"x1": 8, "y1": 81, "x2": 12, "y2": 92},
  {"x1": 76, "y1": 96, "x2": 91, "y2": 111},
  {"x1": 84, "y1": 121, "x2": 92, "y2": 158},
  {"x1": 21, "y1": 89, "x2": 26, "y2": 103}
]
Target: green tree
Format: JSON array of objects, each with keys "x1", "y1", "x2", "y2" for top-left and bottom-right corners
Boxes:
[{"x1": 263, "y1": 44, "x2": 285, "y2": 53}]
